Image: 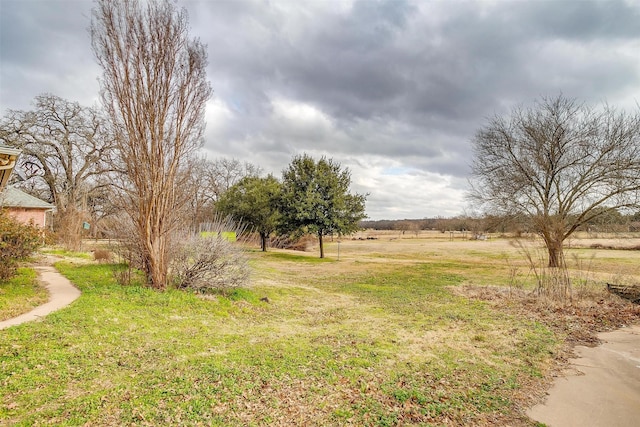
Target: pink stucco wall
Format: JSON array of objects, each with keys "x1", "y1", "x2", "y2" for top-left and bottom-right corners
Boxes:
[{"x1": 6, "y1": 208, "x2": 48, "y2": 228}]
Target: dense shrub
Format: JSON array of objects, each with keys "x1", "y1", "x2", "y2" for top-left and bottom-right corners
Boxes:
[{"x1": 0, "y1": 210, "x2": 43, "y2": 281}]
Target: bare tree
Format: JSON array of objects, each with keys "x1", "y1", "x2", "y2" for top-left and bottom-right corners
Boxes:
[
  {"x1": 183, "y1": 157, "x2": 217, "y2": 232},
  {"x1": 470, "y1": 95, "x2": 640, "y2": 267},
  {"x1": 183, "y1": 157, "x2": 262, "y2": 232},
  {"x1": 204, "y1": 158, "x2": 262, "y2": 202},
  {"x1": 91, "y1": 0, "x2": 212, "y2": 289},
  {"x1": 0, "y1": 94, "x2": 115, "y2": 248}
]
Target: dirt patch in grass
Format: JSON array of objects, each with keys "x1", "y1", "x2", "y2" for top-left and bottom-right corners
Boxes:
[{"x1": 455, "y1": 285, "x2": 640, "y2": 346}]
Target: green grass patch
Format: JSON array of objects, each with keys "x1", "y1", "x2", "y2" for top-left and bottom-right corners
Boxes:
[
  {"x1": 199, "y1": 231, "x2": 237, "y2": 242},
  {"x1": 0, "y1": 253, "x2": 560, "y2": 426},
  {"x1": 41, "y1": 247, "x2": 93, "y2": 260},
  {"x1": 0, "y1": 268, "x2": 48, "y2": 321}
]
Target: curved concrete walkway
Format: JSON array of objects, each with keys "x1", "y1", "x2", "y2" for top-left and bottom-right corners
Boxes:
[
  {"x1": 0, "y1": 265, "x2": 81, "y2": 330},
  {"x1": 527, "y1": 325, "x2": 640, "y2": 427}
]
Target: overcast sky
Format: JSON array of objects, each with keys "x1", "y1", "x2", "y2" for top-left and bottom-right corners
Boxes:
[{"x1": 1, "y1": 0, "x2": 639, "y2": 220}]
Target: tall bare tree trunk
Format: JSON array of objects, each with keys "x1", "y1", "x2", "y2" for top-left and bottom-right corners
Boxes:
[
  {"x1": 92, "y1": 0, "x2": 212, "y2": 289},
  {"x1": 147, "y1": 235, "x2": 168, "y2": 289}
]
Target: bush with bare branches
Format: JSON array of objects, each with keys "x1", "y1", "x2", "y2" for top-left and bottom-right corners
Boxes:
[
  {"x1": 170, "y1": 234, "x2": 249, "y2": 294},
  {"x1": 170, "y1": 216, "x2": 249, "y2": 294}
]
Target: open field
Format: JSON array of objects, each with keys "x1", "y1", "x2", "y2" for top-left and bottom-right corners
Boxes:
[{"x1": 1, "y1": 235, "x2": 639, "y2": 426}]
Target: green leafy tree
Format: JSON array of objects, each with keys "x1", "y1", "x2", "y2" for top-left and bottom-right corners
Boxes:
[
  {"x1": 279, "y1": 154, "x2": 367, "y2": 258},
  {"x1": 216, "y1": 175, "x2": 281, "y2": 251}
]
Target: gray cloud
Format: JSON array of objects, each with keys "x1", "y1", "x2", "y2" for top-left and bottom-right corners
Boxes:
[
  {"x1": 516, "y1": 0, "x2": 640, "y2": 40},
  {"x1": 2, "y1": 0, "x2": 640, "y2": 219},
  {"x1": 0, "y1": 1, "x2": 98, "y2": 110}
]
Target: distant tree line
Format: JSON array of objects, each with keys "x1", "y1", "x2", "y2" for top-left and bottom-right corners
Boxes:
[
  {"x1": 360, "y1": 217, "x2": 491, "y2": 234},
  {"x1": 361, "y1": 210, "x2": 640, "y2": 235}
]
